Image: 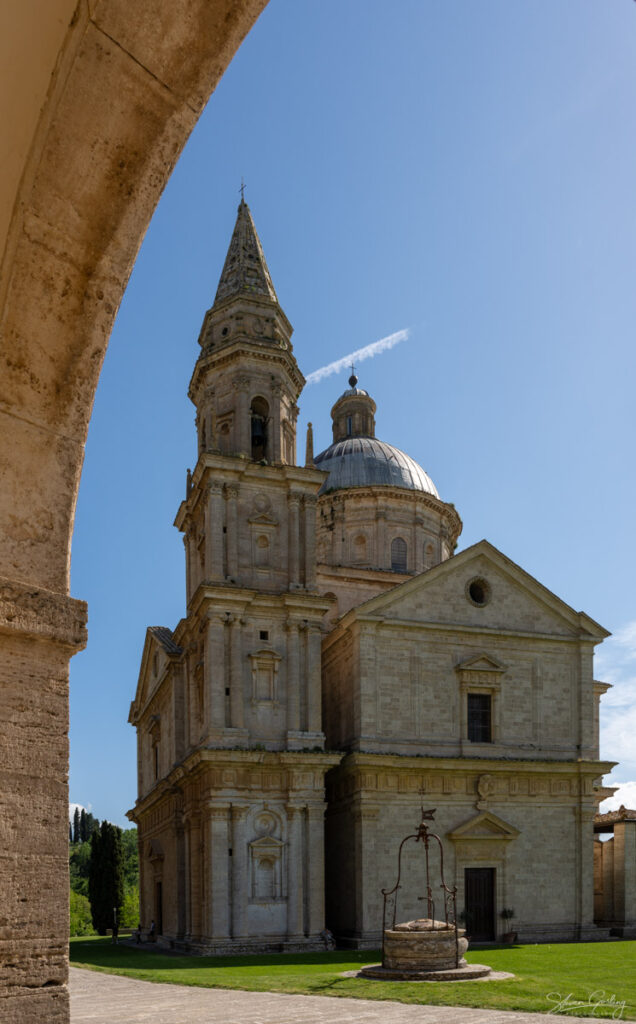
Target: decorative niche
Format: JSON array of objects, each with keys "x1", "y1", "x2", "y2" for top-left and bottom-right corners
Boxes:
[
  {"x1": 249, "y1": 648, "x2": 282, "y2": 704},
  {"x1": 248, "y1": 810, "x2": 286, "y2": 903}
]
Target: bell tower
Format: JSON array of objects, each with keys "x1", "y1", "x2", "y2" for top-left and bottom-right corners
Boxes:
[
  {"x1": 189, "y1": 198, "x2": 301, "y2": 467},
  {"x1": 131, "y1": 199, "x2": 340, "y2": 953},
  {"x1": 174, "y1": 198, "x2": 332, "y2": 750}
]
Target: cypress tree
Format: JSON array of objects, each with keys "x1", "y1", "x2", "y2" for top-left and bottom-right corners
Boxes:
[
  {"x1": 73, "y1": 807, "x2": 81, "y2": 844},
  {"x1": 80, "y1": 808, "x2": 88, "y2": 843},
  {"x1": 88, "y1": 822, "x2": 124, "y2": 935},
  {"x1": 86, "y1": 812, "x2": 100, "y2": 837}
]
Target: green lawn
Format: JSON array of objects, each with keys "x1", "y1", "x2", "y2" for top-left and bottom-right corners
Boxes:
[{"x1": 70, "y1": 936, "x2": 636, "y2": 1019}]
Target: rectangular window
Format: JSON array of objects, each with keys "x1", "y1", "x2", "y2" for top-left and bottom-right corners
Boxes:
[{"x1": 467, "y1": 693, "x2": 491, "y2": 743}]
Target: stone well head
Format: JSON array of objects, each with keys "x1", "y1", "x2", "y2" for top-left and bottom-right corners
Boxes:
[{"x1": 379, "y1": 805, "x2": 462, "y2": 971}]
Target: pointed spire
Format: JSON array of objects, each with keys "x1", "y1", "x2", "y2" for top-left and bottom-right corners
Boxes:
[
  {"x1": 214, "y1": 199, "x2": 278, "y2": 305},
  {"x1": 305, "y1": 422, "x2": 315, "y2": 468}
]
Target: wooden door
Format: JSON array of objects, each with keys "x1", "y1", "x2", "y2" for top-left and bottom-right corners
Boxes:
[{"x1": 464, "y1": 867, "x2": 495, "y2": 941}]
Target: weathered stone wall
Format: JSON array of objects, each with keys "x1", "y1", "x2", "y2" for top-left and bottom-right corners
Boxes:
[{"x1": 0, "y1": 580, "x2": 86, "y2": 1019}]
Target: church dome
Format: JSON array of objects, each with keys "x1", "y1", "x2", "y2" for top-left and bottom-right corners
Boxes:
[{"x1": 314, "y1": 436, "x2": 439, "y2": 497}]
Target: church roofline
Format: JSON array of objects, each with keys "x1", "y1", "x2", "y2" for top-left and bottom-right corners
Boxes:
[{"x1": 328, "y1": 539, "x2": 610, "y2": 641}]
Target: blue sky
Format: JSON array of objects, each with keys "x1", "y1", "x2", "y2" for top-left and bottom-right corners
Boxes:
[{"x1": 69, "y1": 0, "x2": 636, "y2": 826}]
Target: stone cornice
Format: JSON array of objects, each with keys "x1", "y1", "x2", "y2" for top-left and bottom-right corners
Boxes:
[
  {"x1": 334, "y1": 751, "x2": 615, "y2": 776},
  {"x1": 322, "y1": 611, "x2": 590, "y2": 654},
  {"x1": 129, "y1": 748, "x2": 343, "y2": 818},
  {"x1": 317, "y1": 486, "x2": 462, "y2": 539},
  {"x1": 174, "y1": 457, "x2": 328, "y2": 530},
  {"x1": 185, "y1": 584, "x2": 331, "y2": 622},
  {"x1": 0, "y1": 575, "x2": 87, "y2": 650},
  {"x1": 189, "y1": 339, "x2": 305, "y2": 400}
]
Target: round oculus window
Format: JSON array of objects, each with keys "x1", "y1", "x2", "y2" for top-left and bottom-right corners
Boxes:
[{"x1": 466, "y1": 577, "x2": 490, "y2": 607}]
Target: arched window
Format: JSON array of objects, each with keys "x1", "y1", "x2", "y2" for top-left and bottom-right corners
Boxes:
[
  {"x1": 391, "y1": 537, "x2": 407, "y2": 572},
  {"x1": 250, "y1": 396, "x2": 269, "y2": 461}
]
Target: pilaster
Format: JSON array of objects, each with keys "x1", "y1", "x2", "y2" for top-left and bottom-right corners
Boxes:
[
  {"x1": 232, "y1": 375, "x2": 250, "y2": 455},
  {"x1": 375, "y1": 509, "x2": 386, "y2": 569},
  {"x1": 303, "y1": 495, "x2": 317, "y2": 587},
  {"x1": 288, "y1": 493, "x2": 301, "y2": 587},
  {"x1": 286, "y1": 621, "x2": 301, "y2": 737},
  {"x1": 286, "y1": 803, "x2": 305, "y2": 938},
  {"x1": 306, "y1": 625, "x2": 323, "y2": 739},
  {"x1": 271, "y1": 382, "x2": 283, "y2": 463},
  {"x1": 225, "y1": 484, "x2": 239, "y2": 579},
  {"x1": 229, "y1": 616, "x2": 245, "y2": 730},
  {"x1": 205, "y1": 482, "x2": 224, "y2": 580},
  {"x1": 206, "y1": 616, "x2": 226, "y2": 733},
  {"x1": 231, "y1": 804, "x2": 250, "y2": 938},
  {"x1": 188, "y1": 812, "x2": 203, "y2": 940},
  {"x1": 208, "y1": 804, "x2": 230, "y2": 939},
  {"x1": 306, "y1": 804, "x2": 327, "y2": 936}
]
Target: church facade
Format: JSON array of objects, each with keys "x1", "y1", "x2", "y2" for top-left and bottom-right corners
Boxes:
[{"x1": 128, "y1": 199, "x2": 621, "y2": 950}]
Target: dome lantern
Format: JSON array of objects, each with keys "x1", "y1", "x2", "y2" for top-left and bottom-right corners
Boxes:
[{"x1": 330, "y1": 374, "x2": 377, "y2": 443}]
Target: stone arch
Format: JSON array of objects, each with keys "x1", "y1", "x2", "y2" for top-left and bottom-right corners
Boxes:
[{"x1": 0, "y1": 2, "x2": 266, "y2": 1017}]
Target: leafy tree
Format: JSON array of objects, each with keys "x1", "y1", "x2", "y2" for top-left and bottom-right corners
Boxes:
[
  {"x1": 69, "y1": 839, "x2": 92, "y2": 897},
  {"x1": 70, "y1": 890, "x2": 95, "y2": 936},
  {"x1": 88, "y1": 822, "x2": 124, "y2": 935},
  {"x1": 72, "y1": 807, "x2": 81, "y2": 845},
  {"x1": 120, "y1": 828, "x2": 139, "y2": 888},
  {"x1": 121, "y1": 884, "x2": 140, "y2": 929}
]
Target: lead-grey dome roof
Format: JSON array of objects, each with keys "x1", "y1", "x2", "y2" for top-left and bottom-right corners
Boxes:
[{"x1": 314, "y1": 437, "x2": 439, "y2": 497}]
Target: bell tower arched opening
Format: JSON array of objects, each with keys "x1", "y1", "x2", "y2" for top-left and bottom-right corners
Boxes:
[{"x1": 250, "y1": 396, "x2": 269, "y2": 461}]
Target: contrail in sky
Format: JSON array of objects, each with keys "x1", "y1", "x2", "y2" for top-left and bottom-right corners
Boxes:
[{"x1": 304, "y1": 328, "x2": 411, "y2": 386}]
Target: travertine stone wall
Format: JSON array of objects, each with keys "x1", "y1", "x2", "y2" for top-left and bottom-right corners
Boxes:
[
  {"x1": 0, "y1": 2, "x2": 266, "y2": 1019},
  {"x1": 322, "y1": 546, "x2": 604, "y2": 761},
  {"x1": 325, "y1": 754, "x2": 604, "y2": 945},
  {"x1": 316, "y1": 487, "x2": 461, "y2": 593},
  {"x1": 131, "y1": 751, "x2": 340, "y2": 951},
  {"x1": 0, "y1": 580, "x2": 86, "y2": 1020}
]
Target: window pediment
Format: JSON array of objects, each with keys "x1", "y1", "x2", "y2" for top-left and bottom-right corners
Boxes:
[
  {"x1": 448, "y1": 810, "x2": 520, "y2": 842},
  {"x1": 455, "y1": 653, "x2": 505, "y2": 692},
  {"x1": 455, "y1": 653, "x2": 505, "y2": 674}
]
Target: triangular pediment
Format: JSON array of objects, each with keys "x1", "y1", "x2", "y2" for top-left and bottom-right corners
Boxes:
[
  {"x1": 248, "y1": 512, "x2": 278, "y2": 527},
  {"x1": 448, "y1": 810, "x2": 520, "y2": 842},
  {"x1": 249, "y1": 835, "x2": 285, "y2": 850},
  {"x1": 455, "y1": 653, "x2": 505, "y2": 674},
  {"x1": 129, "y1": 626, "x2": 181, "y2": 724},
  {"x1": 339, "y1": 540, "x2": 608, "y2": 642}
]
